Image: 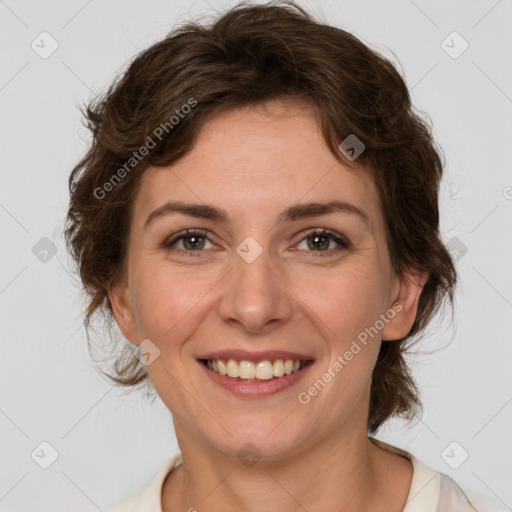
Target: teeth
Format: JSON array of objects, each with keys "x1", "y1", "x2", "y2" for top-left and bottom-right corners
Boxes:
[
  {"x1": 273, "y1": 360, "x2": 285, "y2": 377},
  {"x1": 227, "y1": 359, "x2": 239, "y2": 378},
  {"x1": 239, "y1": 361, "x2": 256, "y2": 379},
  {"x1": 218, "y1": 360, "x2": 227, "y2": 375},
  {"x1": 205, "y1": 358, "x2": 308, "y2": 380},
  {"x1": 255, "y1": 361, "x2": 274, "y2": 380}
]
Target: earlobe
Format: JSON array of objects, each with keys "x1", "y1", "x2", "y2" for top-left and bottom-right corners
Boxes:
[
  {"x1": 381, "y1": 269, "x2": 428, "y2": 341},
  {"x1": 108, "y1": 282, "x2": 138, "y2": 344}
]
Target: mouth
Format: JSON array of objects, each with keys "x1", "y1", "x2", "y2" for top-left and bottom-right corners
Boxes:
[
  {"x1": 196, "y1": 353, "x2": 315, "y2": 398},
  {"x1": 198, "y1": 358, "x2": 313, "y2": 381}
]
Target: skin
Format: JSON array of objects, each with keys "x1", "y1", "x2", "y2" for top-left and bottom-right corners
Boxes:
[{"x1": 109, "y1": 97, "x2": 428, "y2": 512}]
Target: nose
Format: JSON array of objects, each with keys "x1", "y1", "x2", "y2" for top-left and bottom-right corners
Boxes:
[{"x1": 217, "y1": 245, "x2": 293, "y2": 335}]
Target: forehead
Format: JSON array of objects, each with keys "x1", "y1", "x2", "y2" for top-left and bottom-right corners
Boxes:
[{"x1": 133, "y1": 99, "x2": 381, "y2": 229}]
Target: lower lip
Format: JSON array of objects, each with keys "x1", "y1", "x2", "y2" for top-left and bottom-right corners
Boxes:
[{"x1": 198, "y1": 360, "x2": 314, "y2": 398}]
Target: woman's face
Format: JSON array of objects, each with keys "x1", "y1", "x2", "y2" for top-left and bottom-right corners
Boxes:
[{"x1": 110, "y1": 98, "x2": 423, "y2": 459}]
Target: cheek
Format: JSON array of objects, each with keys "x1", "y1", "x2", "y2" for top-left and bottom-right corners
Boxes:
[
  {"x1": 293, "y1": 264, "x2": 386, "y2": 345},
  {"x1": 130, "y1": 264, "x2": 217, "y2": 341}
]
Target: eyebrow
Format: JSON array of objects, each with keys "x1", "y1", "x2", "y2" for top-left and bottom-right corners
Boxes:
[{"x1": 144, "y1": 199, "x2": 370, "y2": 230}]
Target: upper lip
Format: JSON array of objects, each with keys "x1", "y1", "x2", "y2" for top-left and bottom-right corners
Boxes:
[{"x1": 197, "y1": 350, "x2": 315, "y2": 363}]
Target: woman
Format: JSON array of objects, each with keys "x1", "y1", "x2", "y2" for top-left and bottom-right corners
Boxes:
[{"x1": 64, "y1": 1, "x2": 479, "y2": 510}]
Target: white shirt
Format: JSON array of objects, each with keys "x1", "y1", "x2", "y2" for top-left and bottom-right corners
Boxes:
[{"x1": 107, "y1": 439, "x2": 479, "y2": 512}]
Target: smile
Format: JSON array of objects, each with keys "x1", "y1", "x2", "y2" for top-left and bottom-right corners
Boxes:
[
  {"x1": 198, "y1": 358, "x2": 315, "y2": 398},
  {"x1": 202, "y1": 358, "x2": 310, "y2": 380}
]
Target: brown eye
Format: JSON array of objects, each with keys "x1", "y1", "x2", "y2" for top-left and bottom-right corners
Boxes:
[
  {"x1": 297, "y1": 229, "x2": 351, "y2": 254},
  {"x1": 181, "y1": 233, "x2": 206, "y2": 250},
  {"x1": 163, "y1": 229, "x2": 213, "y2": 253},
  {"x1": 306, "y1": 233, "x2": 330, "y2": 251}
]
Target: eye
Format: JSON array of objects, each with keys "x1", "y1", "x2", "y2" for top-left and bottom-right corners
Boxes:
[
  {"x1": 162, "y1": 229, "x2": 215, "y2": 256},
  {"x1": 295, "y1": 229, "x2": 351, "y2": 256}
]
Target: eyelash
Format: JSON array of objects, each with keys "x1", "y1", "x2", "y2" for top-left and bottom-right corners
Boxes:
[{"x1": 162, "y1": 228, "x2": 351, "y2": 257}]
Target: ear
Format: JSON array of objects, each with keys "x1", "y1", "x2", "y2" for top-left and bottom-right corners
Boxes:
[
  {"x1": 108, "y1": 281, "x2": 138, "y2": 344},
  {"x1": 381, "y1": 268, "x2": 428, "y2": 341}
]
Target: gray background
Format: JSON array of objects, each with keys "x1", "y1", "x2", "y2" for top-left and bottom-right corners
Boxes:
[{"x1": 1, "y1": 0, "x2": 511, "y2": 510}]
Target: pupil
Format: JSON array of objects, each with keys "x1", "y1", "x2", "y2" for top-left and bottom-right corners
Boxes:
[
  {"x1": 309, "y1": 235, "x2": 328, "y2": 250},
  {"x1": 185, "y1": 235, "x2": 203, "y2": 250}
]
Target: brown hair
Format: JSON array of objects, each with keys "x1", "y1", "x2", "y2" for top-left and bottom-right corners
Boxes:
[{"x1": 64, "y1": 0, "x2": 457, "y2": 433}]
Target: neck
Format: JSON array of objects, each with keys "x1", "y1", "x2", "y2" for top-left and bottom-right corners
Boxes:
[{"x1": 162, "y1": 424, "x2": 412, "y2": 512}]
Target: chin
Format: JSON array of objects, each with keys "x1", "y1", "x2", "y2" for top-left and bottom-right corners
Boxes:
[{"x1": 202, "y1": 416, "x2": 311, "y2": 462}]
